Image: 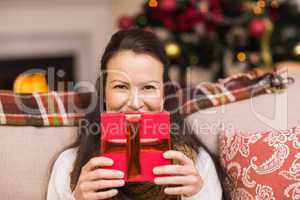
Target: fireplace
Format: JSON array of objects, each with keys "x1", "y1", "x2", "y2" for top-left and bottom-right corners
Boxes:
[
  {"x1": 0, "y1": 33, "x2": 93, "y2": 92},
  {"x1": 0, "y1": 55, "x2": 75, "y2": 91}
]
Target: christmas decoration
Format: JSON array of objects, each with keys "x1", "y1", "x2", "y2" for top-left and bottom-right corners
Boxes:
[
  {"x1": 260, "y1": 18, "x2": 274, "y2": 68},
  {"x1": 165, "y1": 42, "x2": 181, "y2": 58},
  {"x1": 248, "y1": 18, "x2": 266, "y2": 38},
  {"x1": 118, "y1": 15, "x2": 134, "y2": 29},
  {"x1": 294, "y1": 43, "x2": 300, "y2": 56},
  {"x1": 136, "y1": 15, "x2": 148, "y2": 27},
  {"x1": 159, "y1": 0, "x2": 177, "y2": 12},
  {"x1": 149, "y1": 0, "x2": 158, "y2": 8},
  {"x1": 117, "y1": 0, "x2": 300, "y2": 84}
]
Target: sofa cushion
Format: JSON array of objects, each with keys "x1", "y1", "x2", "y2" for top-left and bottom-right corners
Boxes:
[
  {"x1": 219, "y1": 127, "x2": 300, "y2": 200},
  {"x1": 186, "y1": 71, "x2": 300, "y2": 155},
  {"x1": 0, "y1": 126, "x2": 78, "y2": 200}
]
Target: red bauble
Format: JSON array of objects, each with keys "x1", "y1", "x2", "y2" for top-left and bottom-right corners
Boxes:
[
  {"x1": 185, "y1": 6, "x2": 198, "y2": 19},
  {"x1": 118, "y1": 15, "x2": 134, "y2": 29},
  {"x1": 211, "y1": 13, "x2": 223, "y2": 24},
  {"x1": 177, "y1": 6, "x2": 202, "y2": 31},
  {"x1": 248, "y1": 18, "x2": 266, "y2": 38},
  {"x1": 162, "y1": 17, "x2": 176, "y2": 30},
  {"x1": 160, "y1": 0, "x2": 177, "y2": 12},
  {"x1": 177, "y1": 14, "x2": 190, "y2": 31}
]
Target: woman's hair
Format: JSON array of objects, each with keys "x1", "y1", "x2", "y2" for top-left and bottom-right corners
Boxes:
[{"x1": 68, "y1": 28, "x2": 204, "y2": 191}]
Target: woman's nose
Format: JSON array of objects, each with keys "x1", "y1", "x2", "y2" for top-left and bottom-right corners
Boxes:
[{"x1": 127, "y1": 88, "x2": 144, "y2": 111}]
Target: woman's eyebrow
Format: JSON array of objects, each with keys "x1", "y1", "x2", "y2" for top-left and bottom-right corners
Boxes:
[
  {"x1": 110, "y1": 80, "x2": 129, "y2": 85},
  {"x1": 145, "y1": 80, "x2": 161, "y2": 84},
  {"x1": 110, "y1": 80, "x2": 161, "y2": 85}
]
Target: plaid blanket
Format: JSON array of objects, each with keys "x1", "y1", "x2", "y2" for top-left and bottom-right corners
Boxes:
[
  {"x1": 0, "y1": 91, "x2": 93, "y2": 126},
  {"x1": 0, "y1": 70, "x2": 291, "y2": 126},
  {"x1": 178, "y1": 69, "x2": 292, "y2": 115}
]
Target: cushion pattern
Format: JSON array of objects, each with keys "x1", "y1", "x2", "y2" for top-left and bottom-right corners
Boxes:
[{"x1": 219, "y1": 127, "x2": 300, "y2": 200}]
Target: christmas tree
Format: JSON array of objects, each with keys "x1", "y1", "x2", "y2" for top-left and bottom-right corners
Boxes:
[{"x1": 118, "y1": 0, "x2": 300, "y2": 86}]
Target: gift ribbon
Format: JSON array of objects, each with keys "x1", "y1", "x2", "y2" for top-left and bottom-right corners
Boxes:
[{"x1": 102, "y1": 114, "x2": 169, "y2": 179}]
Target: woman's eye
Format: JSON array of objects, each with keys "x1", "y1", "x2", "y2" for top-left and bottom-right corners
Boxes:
[
  {"x1": 114, "y1": 85, "x2": 127, "y2": 89},
  {"x1": 143, "y1": 85, "x2": 156, "y2": 90}
]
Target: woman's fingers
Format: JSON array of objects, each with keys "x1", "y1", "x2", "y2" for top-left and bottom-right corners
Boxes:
[
  {"x1": 82, "y1": 157, "x2": 114, "y2": 172},
  {"x1": 164, "y1": 186, "x2": 194, "y2": 196},
  {"x1": 81, "y1": 169, "x2": 125, "y2": 181},
  {"x1": 154, "y1": 175, "x2": 198, "y2": 185},
  {"x1": 152, "y1": 151, "x2": 204, "y2": 197},
  {"x1": 153, "y1": 164, "x2": 197, "y2": 176},
  {"x1": 163, "y1": 150, "x2": 194, "y2": 165},
  {"x1": 84, "y1": 189, "x2": 119, "y2": 200},
  {"x1": 75, "y1": 157, "x2": 125, "y2": 199},
  {"x1": 79, "y1": 179, "x2": 125, "y2": 191}
]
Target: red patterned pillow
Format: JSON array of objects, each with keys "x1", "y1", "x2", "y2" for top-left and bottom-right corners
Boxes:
[{"x1": 219, "y1": 127, "x2": 300, "y2": 200}]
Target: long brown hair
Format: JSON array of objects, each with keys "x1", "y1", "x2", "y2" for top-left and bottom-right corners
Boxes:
[{"x1": 69, "y1": 28, "x2": 204, "y2": 191}]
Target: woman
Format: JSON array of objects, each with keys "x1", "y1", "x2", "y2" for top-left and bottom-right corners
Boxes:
[{"x1": 47, "y1": 28, "x2": 222, "y2": 200}]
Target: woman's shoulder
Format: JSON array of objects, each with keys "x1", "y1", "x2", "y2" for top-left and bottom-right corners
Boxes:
[
  {"x1": 47, "y1": 147, "x2": 78, "y2": 200},
  {"x1": 197, "y1": 147, "x2": 214, "y2": 163},
  {"x1": 195, "y1": 147, "x2": 218, "y2": 177},
  {"x1": 52, "y1": 147, "x2": 78, "y2": 170}
]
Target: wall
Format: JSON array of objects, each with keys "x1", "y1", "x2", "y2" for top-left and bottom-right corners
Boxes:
[{"x1": 0, "y1": 0, "x2": 144, "y2": 86}]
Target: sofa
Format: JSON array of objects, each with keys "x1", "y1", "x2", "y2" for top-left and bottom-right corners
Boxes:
[
  {"x1": 0, "y1": 68, "x2": 299, "y2": 200},
  {"x1": 0, "y1": 92, "x2": 89, "y2": 200},
  {"x1": 0, "y1": 126, "x2": 78, "y2": 199}
]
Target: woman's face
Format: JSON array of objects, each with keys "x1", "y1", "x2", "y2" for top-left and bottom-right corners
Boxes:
[{"x1": 105, "y1": 50, "x2": 164, "y2": 113}]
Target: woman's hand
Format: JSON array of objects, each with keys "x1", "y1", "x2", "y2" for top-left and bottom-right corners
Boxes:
[
  {"x1": 74, "y1": 157, "x2": 125, "y2": 200},
  {"x1": 153, "y1": 150, "x2": 203, "y2": 197}
]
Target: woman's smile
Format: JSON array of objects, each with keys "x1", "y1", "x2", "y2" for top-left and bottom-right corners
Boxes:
[{"x1": 105, "y1": 50, "x2": 164, "y2": 113}]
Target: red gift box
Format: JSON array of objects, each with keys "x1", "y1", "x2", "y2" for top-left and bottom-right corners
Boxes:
[{"x1": 100, "y1": 112, "x2": 171, "y2": 182}]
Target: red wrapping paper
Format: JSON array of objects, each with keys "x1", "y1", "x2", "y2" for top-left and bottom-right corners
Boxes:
[{"x1": 100, "y1": 112, "x2": 171, "y2": 182}]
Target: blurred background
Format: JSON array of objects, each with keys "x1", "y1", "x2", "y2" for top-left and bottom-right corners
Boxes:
[{"x1": 0, "y1": 0, "x2": 299, "y2": 92}]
